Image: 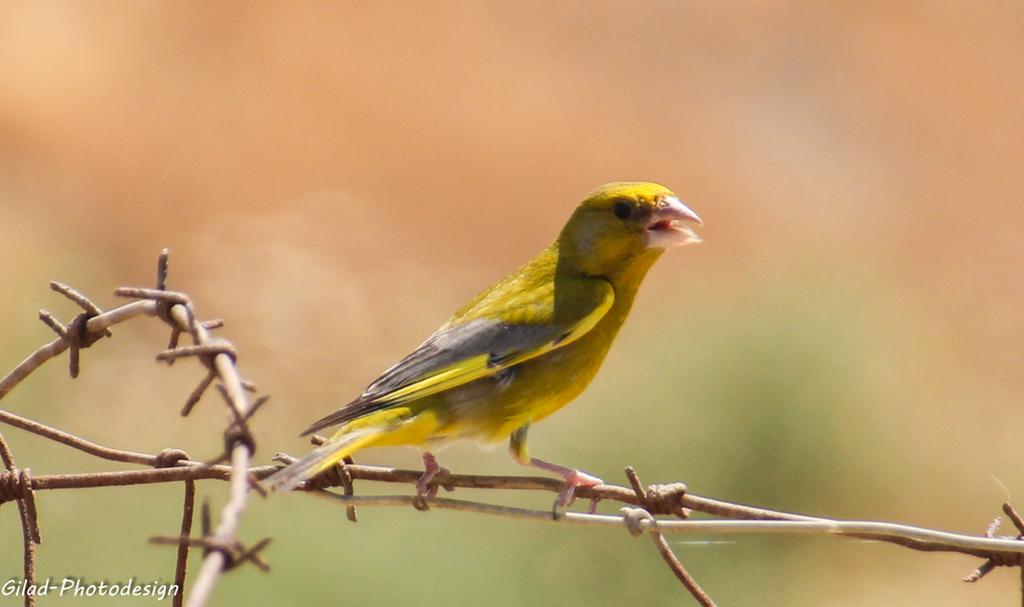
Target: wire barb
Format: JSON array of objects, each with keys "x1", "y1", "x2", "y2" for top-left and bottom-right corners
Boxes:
[
  {"x1": 50, "y1": 281, "x2": 103, "y2": 316},
  {"x1": 182, "y1": 371, "x2": 217, "y2": 416},
  {"x1": 1004, "y1": 503, "x2": 1024, "y2": 536},
  {"x1": 624, "y1": 466, "x2": 689, "y2": 519},
  {"x1": 300, "y1": 438, "x2": 369, "y2": 520},
  {"x1": 151, "y1": 505, "x2": 272, "y2": 574},
  {"x1": 157, "y1": 249, "x2": 170, "y2": 291},
  {"x1": 151, "y1": 535, "x2": 273, "y2": 573},
  {"x1": 37, "y1": 310, "x2": 68, "y2": 338},
  {"x1": 963, "y1": 502, "x2": 1024, "y2": 583},
  {"x1": 38, "y1": 288, "x2": 111, "y2": 378},
  {"x1": 115, "y1": 286, "x2": 191, "y2": 304},
  {"x1": 158, "y1": 341, "x2": 239, "y2": 364}
]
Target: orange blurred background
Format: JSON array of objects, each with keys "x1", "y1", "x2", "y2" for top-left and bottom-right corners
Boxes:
[{"x1": 1, "y1": 2, "x2": 1022, "y2": 605}]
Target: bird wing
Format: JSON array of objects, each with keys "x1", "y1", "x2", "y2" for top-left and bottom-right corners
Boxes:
[{"x1": 300, "y1": 277, "x2": 614, "y2": 436}]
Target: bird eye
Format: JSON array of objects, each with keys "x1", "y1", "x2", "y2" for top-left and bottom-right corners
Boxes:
[{"x1": 613, "y1": 200, "x2": 633, "y2": 220}]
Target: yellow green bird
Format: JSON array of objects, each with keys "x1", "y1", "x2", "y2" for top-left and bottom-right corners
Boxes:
[{"x1": 266, "y1": 182, "x2": 702, "y2": 504}]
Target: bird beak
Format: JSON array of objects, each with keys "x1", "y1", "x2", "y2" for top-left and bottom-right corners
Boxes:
[{"x1": 645, "y1": 196, "x2": 703, "y2": 248}]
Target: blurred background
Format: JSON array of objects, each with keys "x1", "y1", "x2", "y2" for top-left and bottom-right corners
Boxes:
[{"x1": 1, "y1": 2, "x2": 1022, "y2": 605}]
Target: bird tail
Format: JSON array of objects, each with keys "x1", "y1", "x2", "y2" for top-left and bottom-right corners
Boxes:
[{"x1": 264, "y1": 427, "x2": 382, "y2": 493}]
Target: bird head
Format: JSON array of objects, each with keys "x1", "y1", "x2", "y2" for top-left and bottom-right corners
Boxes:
[{"x1": 559, "y1": 182, "x2": 702, "y2": 277}]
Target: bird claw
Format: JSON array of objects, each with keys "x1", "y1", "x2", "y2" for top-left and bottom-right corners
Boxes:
[
  {"x1": 413, "y1": 452, "x2": 447, "y2": 510},
  {"x1": 551, "y1": 469, "x2": 603, "y2": 518},
  {"x1": 413, "y1": 477, "x2": 434, "y2": 510},
  {"x1": 414, "y1": 470, "x2": 448, "y2": 499},
  {"x1": 414, "y1": 479, "x2": 432, "y2": 498}
]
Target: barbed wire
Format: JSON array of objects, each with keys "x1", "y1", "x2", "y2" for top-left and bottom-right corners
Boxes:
[
  {"x1": 0, "y1": 251, "x2": 265, "y2": 607},
  {"x1": 1, "y1": 251, "x2": 1022, "y2": 606}
]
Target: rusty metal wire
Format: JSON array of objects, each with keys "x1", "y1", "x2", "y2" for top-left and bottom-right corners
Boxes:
[
  {"x1": 964, "y1": 503, "x2": 1024, "y2": 587},
  {"x1": 624, "y1": 466, "x2": 714, "y2": 607},
  {"x1": 1, "y1": 251, "x2": 1023, "y2": 607},
  {"x1": 0, "y1": 432, "x2": 40, "y2": 607},
  {"x1": 0, "y1": 250, "x2": 269, "y2": 607},
  {"x1": 113, "y1": 250, "x2": 261, "y2": 607}
]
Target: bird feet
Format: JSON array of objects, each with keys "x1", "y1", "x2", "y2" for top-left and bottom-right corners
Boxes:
[
  {"x1": 528, "y1": 457, "x2": 603, "y2": 515},
  {"x1": 413, "y1": 452, "x2": 448, "y2": 509},
  {"x1": 556, "y1": 468, "x2": 603, "y2": 509}
]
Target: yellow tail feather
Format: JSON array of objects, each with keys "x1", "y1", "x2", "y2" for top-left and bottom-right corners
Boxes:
[{"x1": 265, "y1": 429, "x2": 382, "y2": 492}]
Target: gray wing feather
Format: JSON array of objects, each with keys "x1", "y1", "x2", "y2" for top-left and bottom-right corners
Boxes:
[
  {"x1": 362, "y1": 319, "x2": 556, "y2": 399},
  {"x1": 300, "y1": 319, "x2": 560, "y2": 436}
]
